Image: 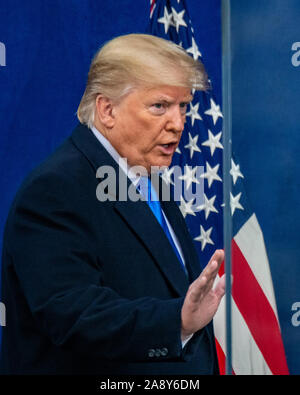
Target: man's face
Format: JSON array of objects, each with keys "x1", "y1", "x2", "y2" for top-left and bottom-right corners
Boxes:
[{"x1": 107, "y1": 85, "x2": 192, "y2": 173}]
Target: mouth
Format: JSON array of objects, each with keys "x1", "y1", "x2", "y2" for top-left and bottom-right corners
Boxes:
[{"x1": 158, "y1": 142, "x2": 178, "y2": 155}]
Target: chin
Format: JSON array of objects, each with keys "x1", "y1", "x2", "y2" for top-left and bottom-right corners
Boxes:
[{"x1": 149, "y1": 160, "x2": 172, "y2": 173}]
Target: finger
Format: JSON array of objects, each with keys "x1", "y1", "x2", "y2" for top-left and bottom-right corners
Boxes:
[
  {"x1": 209, "y1": 249, "x2": 224, "y2": 267},
  {"x1": 201, "y1": 250, "x2": 224, "y2": 279},
  {"x1": 205, "y1": 250, "x2": 224, "y2": 280},
  {"x1": 202, "y1": 258, "x2": 220, "y2": 283},
  {"x1": 201, "y1": 256, "x2": 224, "y2": 293},
  {"x1": 190, "y1": 250, "x2": 225, "y2": 301},
  {"x1": 191, "y1": 269, "x2": 217, "y2": 303},
  {"x1": 189, "y1": 275, "x2": 207, "y2": 302},
  {"x1": 192, "y1": 259, "x2": 218, "y2": 295},
  {"x1": 214, "y1": 273, "x2": 226, "y2": 299},
  {"x1": 206, "y1": 262, "x2": 220, "y2": 286}
]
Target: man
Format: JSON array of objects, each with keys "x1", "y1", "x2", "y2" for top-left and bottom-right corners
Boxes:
[{"x1": 0, "y1": 34, "x2": 225, "y2": 375}]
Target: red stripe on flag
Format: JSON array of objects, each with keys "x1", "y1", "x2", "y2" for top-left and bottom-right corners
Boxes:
[
  {"x1": 150, "y1": 0, "x2": 156, "y2": 16},
  {"x1": 231, "y1": 239, "x2": 289, "y2": 374},
  {"x1": 218, "y1": 260, "x2": 225, "y2": 277},
  {"x1": 215, "y1": 338, "x2": 226, "y2": 375},
  {"x1": 215, "y1": 338, "x2": 236, "y2": 375}
]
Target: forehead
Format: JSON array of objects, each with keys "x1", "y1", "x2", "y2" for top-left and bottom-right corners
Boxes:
[{"x1": 130, "y1": 85, "x2": 193, "y2": 103}]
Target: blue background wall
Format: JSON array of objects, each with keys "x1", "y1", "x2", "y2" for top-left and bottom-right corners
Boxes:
[{"x1": 0, "y1": 0, "x2": 299, "y2": 373}]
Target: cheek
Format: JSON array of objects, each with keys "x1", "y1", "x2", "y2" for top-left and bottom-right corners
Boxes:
[
  {"x1": 116, "y1": 107, "x2": 165, "y2": 151},
  {"x1": 143, "y1": 129, "x2": 164, "y2": 154},
  {"x1": 134, "y1": 122, "x2": 163, "y2": 150}
]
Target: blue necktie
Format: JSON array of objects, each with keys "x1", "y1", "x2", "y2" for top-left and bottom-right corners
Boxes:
[{"x1": 144, "y1": 178, "x2": 187, "y2": 274}]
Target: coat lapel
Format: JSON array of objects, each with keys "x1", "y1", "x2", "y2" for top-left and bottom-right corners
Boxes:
[
  {"x1": 114, "y1": 199, "x2": 190, "y2": 296},
  {"x1": 161, "y1": 199, "x2": 203, "y2": 282}
]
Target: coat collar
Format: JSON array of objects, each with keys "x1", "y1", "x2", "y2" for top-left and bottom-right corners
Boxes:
[
  {"x1": 70, "y1": 123, "x2": 199, "y2": 296},
  {"x1": 71, "y1": 123, "x2": 119, "y2": 176}
]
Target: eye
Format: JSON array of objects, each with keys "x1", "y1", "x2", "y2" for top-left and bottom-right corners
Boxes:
[
  {"x1": 150, "y1": 102, "x2": 167, "y2": 115},
  {"x1": 179, "y1": 102, "x2": 188, "y2": 114}
]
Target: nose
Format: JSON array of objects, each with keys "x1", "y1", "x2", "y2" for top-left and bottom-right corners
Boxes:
[{"x1": 165, "y1": 105, "x2": 185, "y2": 133}]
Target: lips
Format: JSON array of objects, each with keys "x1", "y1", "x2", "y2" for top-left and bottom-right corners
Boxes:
[{"x1": 158, "y1": 142, "x2": 178, "y2": 155}]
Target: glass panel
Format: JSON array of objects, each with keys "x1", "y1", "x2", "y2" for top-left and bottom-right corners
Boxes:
[{"x1": 225, "y1": 0, "x2": 300, "y2": 375}]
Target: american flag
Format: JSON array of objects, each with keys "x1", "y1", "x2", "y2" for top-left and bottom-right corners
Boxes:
[{"x1": 147, "y1": 0, "x2": 289, "y2": 375}]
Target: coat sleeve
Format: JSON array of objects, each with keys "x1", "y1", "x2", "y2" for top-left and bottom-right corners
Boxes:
[{"x1": 6, "y1": 170, "x2": 186, "y2": 363}]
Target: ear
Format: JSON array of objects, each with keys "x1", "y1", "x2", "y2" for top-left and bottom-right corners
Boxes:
[{"x1": 95, "y1": 95, "x2": 116, "y2": 128}]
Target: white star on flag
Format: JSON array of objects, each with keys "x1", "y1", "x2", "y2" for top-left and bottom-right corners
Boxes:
[
  {"x1": 184, "y1": 132, "x2": 201, "y2": 159},
  {"x1": 186, "y1": 36, "x2": 202, "y2": 60},
  {"x1": 201, "y1": 130, "x2": 223, "y2": 156},
  {"x1": 230, "y1": 191, "x2": 244, "y2": 215},
  {"x1": 158, "y1": 6, "x2": 175, "y2": 34},
  {"x1": 171, "y1": 7, "x2": 187, "y2": 32},
  {"x1": 201, "y1": 161, "x2": 222, "y2": 188},
  {"x1": 179, "y1": 165, "x2": 200, "y2": 190},
  {"x1": 230, "y1": 158, "x2": 244, "y2": 185},
  {"x1": 179, "y1": 196, "x2": 196, "y2": 218},
  {"x1": 196, "y1": 193, "x2": 219, "y2": 220},
  {"x1": 204, "y1": 98, "x2": 223, "y2": 125},
  {"x1": 186, "y1": 102, "x2": 202, "y2": 126},
  {"x1": 161, "y1": 167, "x2": 175, "y2": 185},
  {"x1": 194, "y1": 225, "x2": 214, "y2": 251}
]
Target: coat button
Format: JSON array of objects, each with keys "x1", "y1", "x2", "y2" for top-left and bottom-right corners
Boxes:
[
  {"x1": 148, "y1": 349, "x2": 155, "y2": 358},
  {"x1": 160, "y1": 347, "x2": 168, "y2": 357}
]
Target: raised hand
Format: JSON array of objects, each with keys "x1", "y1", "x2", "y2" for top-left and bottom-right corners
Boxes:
[{"x1": 181, "y1": 249, "x2": 225, "y2": 340}]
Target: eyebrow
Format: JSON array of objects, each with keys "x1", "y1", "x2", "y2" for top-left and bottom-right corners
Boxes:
[{"x1": 153, "y1": 94, "x2": 193, "y2": 103}]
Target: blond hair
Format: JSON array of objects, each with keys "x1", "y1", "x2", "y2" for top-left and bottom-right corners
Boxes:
[{"x1": 77, "y1": 34, "x2": 208, "y2": 128}]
